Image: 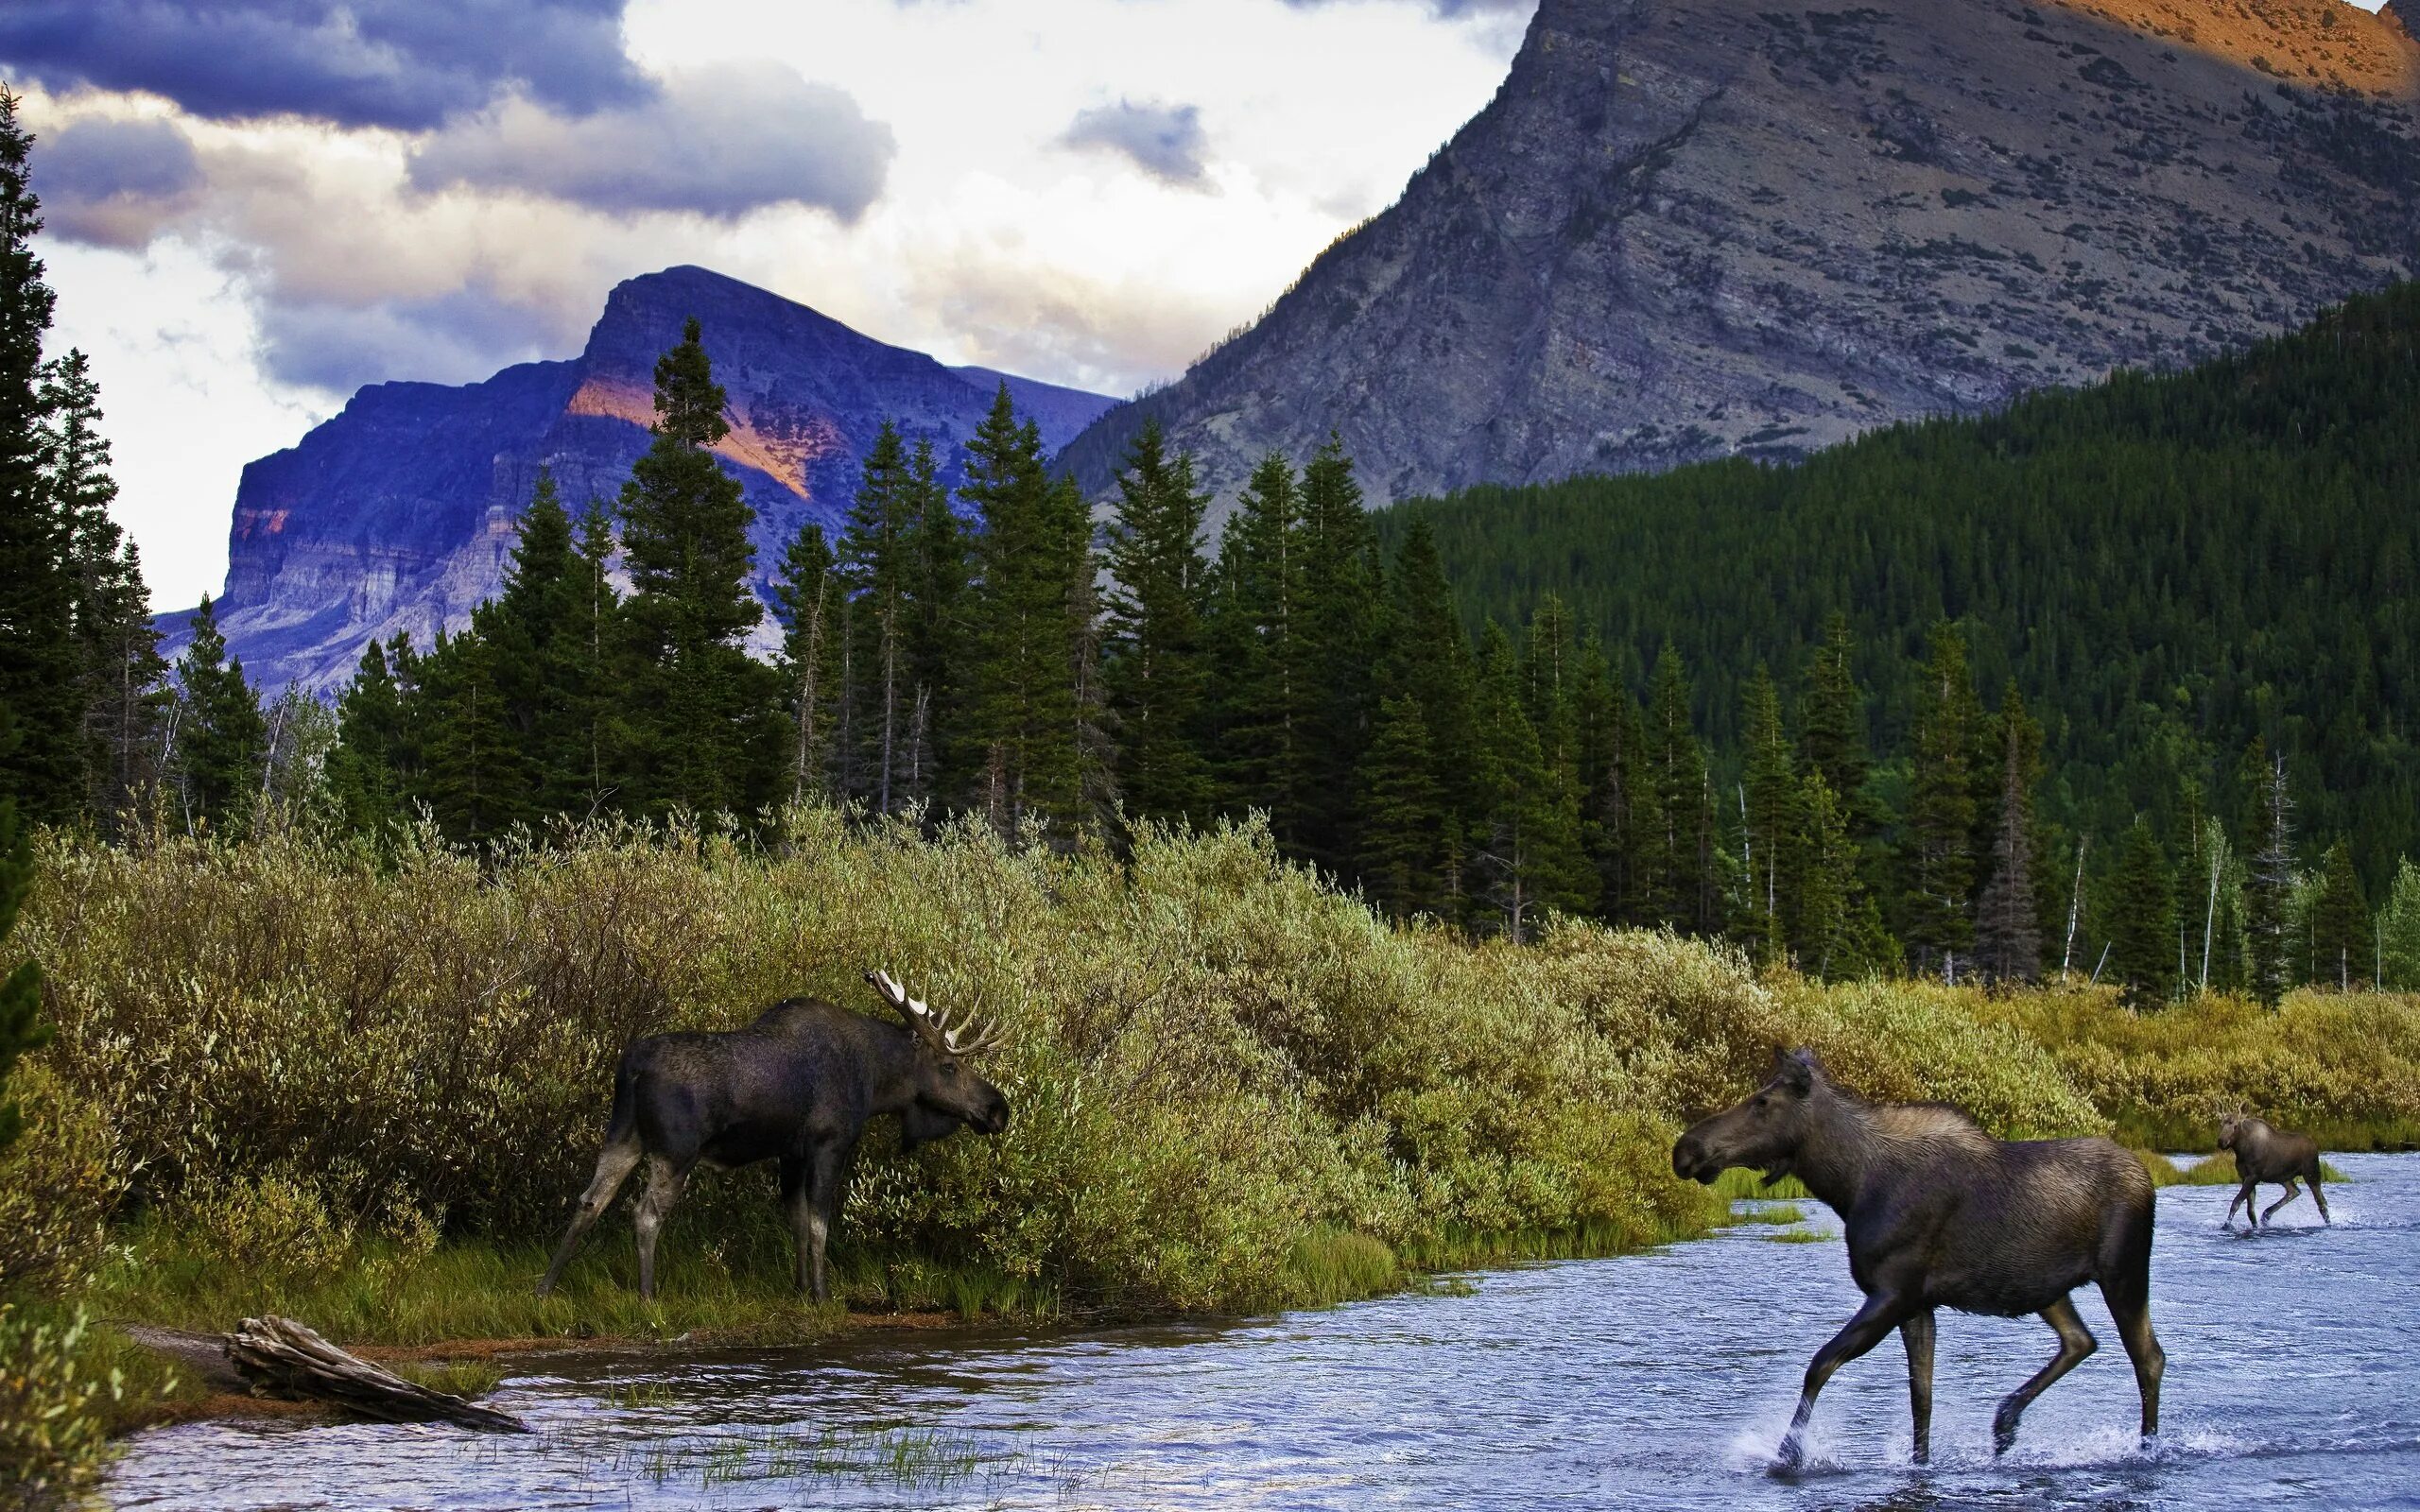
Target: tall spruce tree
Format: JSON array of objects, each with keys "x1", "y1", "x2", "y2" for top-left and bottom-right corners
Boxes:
[
  {"x1": 1291, "y1": 435, "x2": 1382, "y2": 867},
  {"x1": 1638, "y1": 643, "x2": 1720, "y2": 933},
  {"x1": 566, "y1": 500, "x2": 623, "y2": 814},
  {"x1": 414, "y1": 624, "x2": 519, "y2": 844},
  {"x1": 0, "y1": 91, "x2": 78, "y2": 822},
  {"x1": 959, "y1": 387, "x2": 1090, "y2": 836},
  {"x1": 38, "y1": 350, "x2": 165, "y2": 830},
  {"x1": 1472, "y1": 621, "x2": 1595, "y2": 939},
  {"x1": 1203, "y1": 452, "x2": 1305, "y2": 838},
  {"x1": 2380, "y1": 858, "x2": 2420, "y2": 992},
  {"x1": 771, "y1": 522, "x2": 846, "y2": 805},
  {"x1": 480, "y1": 471, "x2": 585, "y2": 825},
  {"x1": 1356, "y1": 694, "x2": 1445, "y2": 919},
  {"x1": 1904, "y1": 622, "x2": 1981, "y2": 979},
  {"x1": 2240, "y1": 739, "x2": 2295, "y2": 1006},
  {"x1": 615, "y1": 317, "x2": 781, "y2": 818},
  {"x1": 1794, "y1": 774, "x2": 1856, "y2": 979},
  {"x1": 902, "y1": 438, "x2": 967, "y2": 809},
  {"x1": 330, "y1": 638, "x2": 409, "y2": 836},
  {"x1": 1568, "y1": 628, "x2": 1635, "y2": 926},
  {"x1": 172, "y1": 594, "x2": 266, "y2": 834},
  {"x1": 841, "y1": 423, "x2": 917, "y2": 813},
  {"x1": 2309, "y1": 837, "x2": 2371, "y2": 991},
  {"x1": 1739, "y1": 663, "x2": 1798, "y2": 960},
  {"x1": 1370, "y1": 519, "x2": 1478, "y2": 908},
  {"x1": 1100, "y1": 418, "x2": 1214, "y2": 829},
  {"x1": 2103, "y1": 816, "x2": 2178, "y2": 1005},
  {"x1": 1974, "y1": 682, "x2": 2044, "y2": 983},
  {"x1": 1798, "y1": 612, "x2": 1874, "y2": 835}
]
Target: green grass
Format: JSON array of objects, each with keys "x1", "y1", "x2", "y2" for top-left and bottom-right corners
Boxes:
[
  {"x1": 1726, "y1": 1203, "x2": 1806, "y2": 1227},
  {"x1": 1711, "y1": 1168, "x2": 1814, "y2": 1201},
  {"x1": 392, "y1": 1360, "x2": 506, "y2": 1399},
  {"x1": 1762, "y1": 1228, "x2": 1833, "y2": 1244}
]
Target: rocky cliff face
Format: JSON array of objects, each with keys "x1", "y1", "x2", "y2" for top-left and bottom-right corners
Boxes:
[
  {"x1": 201, "y1": 266, "x2": 1116, "y2": 692},
  {"x1": 1060, "y1": 0, "x2": 2420, "y2": 507}
]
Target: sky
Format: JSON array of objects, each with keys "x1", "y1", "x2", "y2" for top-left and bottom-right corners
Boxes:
[{"x1": 4, "y1": 0, "x2": 1541, "y2": 610}]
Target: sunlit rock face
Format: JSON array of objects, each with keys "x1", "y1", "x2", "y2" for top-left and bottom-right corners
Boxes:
[
  {"x1": 1060, "y1": 0, "x2": 2420, "y2": 512},
  {"x1": 190, "y1": 266, "x2": 1115, "y2": 693}
]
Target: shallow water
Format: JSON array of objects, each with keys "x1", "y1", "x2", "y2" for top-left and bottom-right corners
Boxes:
[{"x1": 110, "y1": 1153, "x2": 2420, "y2": 1510}]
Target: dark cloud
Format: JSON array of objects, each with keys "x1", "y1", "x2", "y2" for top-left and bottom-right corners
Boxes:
[
  {"x1": 1061, "y1": 99, "x2": 1210, "y2": 187},
  {"x1": 254, "y1": 284, "x2": 571, "y2": 393},
  {"x1": 36, "y1": 115, "x2": 203, "y2": 248},
  {"x1": 0, "y1": 0, "x2": 645, "y2": 130},
  {"x1": 407, "y1": 63, "x2": 893, "y2": 222}
]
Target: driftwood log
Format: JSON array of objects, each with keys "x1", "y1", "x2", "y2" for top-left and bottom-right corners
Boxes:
[{"x1": 129, "y1": 1316, "x2": 527, "y2": 1433}]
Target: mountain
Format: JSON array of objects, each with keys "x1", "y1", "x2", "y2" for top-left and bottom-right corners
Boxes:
[
  {"x1": 1060, "y1": 0, "x2": 2420, "y2": 507},
  {"x1": 196, "y1": 266, "x2": 1117, "y2": 691}
]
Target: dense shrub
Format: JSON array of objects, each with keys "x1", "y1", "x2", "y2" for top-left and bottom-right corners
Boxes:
[
  {"x1": 0, "y1": 1307, "x2": 116, "y2": 1509},
  {"x1": 0, "y1": 1068, "x2": 121, "y2": 1298}
]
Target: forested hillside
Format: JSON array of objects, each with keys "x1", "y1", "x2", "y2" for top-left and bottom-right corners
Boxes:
[{"x1": 1385, "y1": 283, "x2": 2420, "y2": 896}]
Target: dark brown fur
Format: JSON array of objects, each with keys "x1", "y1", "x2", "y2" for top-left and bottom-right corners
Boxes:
[
  {"x1": 2216, "y1": 1112, "x2": 2331, "y2": 1228},
  {"x1": 1671, "y1": 1048, "x2": 2162, "y2": 1469}
]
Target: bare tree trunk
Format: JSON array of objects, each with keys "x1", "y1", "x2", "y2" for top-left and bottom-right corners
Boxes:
[{"x1": 2062, "y1": 833, "x2": 2089, "y2": 981}]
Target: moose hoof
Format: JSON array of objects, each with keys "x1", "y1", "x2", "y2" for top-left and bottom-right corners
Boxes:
[
  {"x1": 1991, "y1": 1410, "x2": 2021, "y2": 1456},
  {"x1": 1768, "y1": 1436, "x2": 1807, "y2": 1480}
]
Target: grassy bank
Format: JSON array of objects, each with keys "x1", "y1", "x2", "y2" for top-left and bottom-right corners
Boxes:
[{"x1": 8, "y1": 813, "x2": 2420, "y2": 1441}]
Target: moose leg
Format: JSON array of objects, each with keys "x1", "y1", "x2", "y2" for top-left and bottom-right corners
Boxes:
[
  {"x1": 1774, "y1": 1292, "x2": 1911, "y2": 1473},
  {"x1": 1992, "y1": 1297, "x2": 2097, "y2": 1454},
  {"x1": 2308, "y1": 1172, "x2": 2331, "y2": 1225},
  {"x1": 2101, "y1": 1287, "x2": 2165, "y2": 1441},
  {"x1": 799, "y1": 1137, "x2": 857, "y2": 1305},
  {"x1": 2224, "y1": 1182, "x2": 2255, "y2": 1228},
  {"x1": 537, "y1": 1134, "x2": 643, "y2": 1297},
  {"x1": 631, "y1": 1156, "x2": 690, "y2": 1301},
  {"x1": 1900, "y1": 1310, "x2": 1936, "y2": 1465},
  {"x1": 2260, "y1": 1179, "x2": 2302, "y2": 1226},
  {"x1": 778, "y1": 1157, "x2": 814, "y2": 1296}
]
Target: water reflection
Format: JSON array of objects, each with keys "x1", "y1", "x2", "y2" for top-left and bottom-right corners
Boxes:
[{"x1": 110, "y1": 1155, "x2": 2420, "y2": 1511}]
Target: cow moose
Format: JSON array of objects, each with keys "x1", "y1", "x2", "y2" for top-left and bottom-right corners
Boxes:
[
  {"x1": 2216, "y1": 1111, "x2": 2331, "y2": 1228},
  {"x1": 536, "y1": 971, "x2": 1011, "y2": 1303},
  {"x1": 1671, "y1": 1048, "x2": 2163, "y2": 1470}
]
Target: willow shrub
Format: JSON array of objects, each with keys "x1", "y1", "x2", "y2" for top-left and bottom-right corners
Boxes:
[{"x1": 22, "y1": 811, "x2": 2420, "y2": 1321}]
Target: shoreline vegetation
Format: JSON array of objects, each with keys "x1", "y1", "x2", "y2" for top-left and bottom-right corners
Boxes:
[{"x1": 8, "y1": 814, "x2": 2417, "y2": 1447}]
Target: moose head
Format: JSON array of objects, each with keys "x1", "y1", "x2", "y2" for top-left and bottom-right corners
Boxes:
[
  {"x1": 1671, "y1": 1046, "x2": 1827, "y2": 1186},
  {"x1": 865, "y1": 970, "x2": 1012, "y2": 1142}
]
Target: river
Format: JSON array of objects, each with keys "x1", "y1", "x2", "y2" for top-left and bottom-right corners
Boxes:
[{"x1": 107, "y1": 1152, "x2": 2420, "y2": 1510}]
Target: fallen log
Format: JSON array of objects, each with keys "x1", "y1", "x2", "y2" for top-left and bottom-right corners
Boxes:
[{"x1": 221, "y1": 1316, "x2": 529, "y2": 1434}]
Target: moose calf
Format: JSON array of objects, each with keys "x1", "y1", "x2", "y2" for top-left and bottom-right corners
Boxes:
[{"x1": 2216, "y1": 1111, "x2": 2330, "y2": 1229}]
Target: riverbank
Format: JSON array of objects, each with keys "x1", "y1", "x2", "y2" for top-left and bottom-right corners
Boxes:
[{"x1": 9, "y1": 816, "x2": 2419, "y2": 1469}]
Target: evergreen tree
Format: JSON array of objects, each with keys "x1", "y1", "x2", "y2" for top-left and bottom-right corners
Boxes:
[
  {"x1": 1638, "y1": 643, "x2": 1720, "y2": 933},
  {"x1": 1356, "y1": 695, "x2": 1445, "y2": 919},
  {"x1": 1798, "y1": 612, "x2": 1873, "y2": 835},
  {"x1": 413, "y1": 626, "x2": 517, "y2": 844},
  {"x1": 1471, "y1": 621, "x2": 1595, "y2": 939},
  {"x1": 330, "y1": 638, "x2": 409, "y2": 836},
  {"x1": 614, "y1": 317, "x2": 781, "y2": 818},
  {"x1": 566, "y1": 500, "x2": 623, "y2": 814},
  {"x1": 0, "y1": 705, "x2": 48, "y2": 1154},
  {"x1": 1739, "y1": 663, "x2": 1798, "y2": 960},
  {"x1": 2103, "y1": 816, "x2": 2178, "y2": 1005},
  {"x1": 1794, "y1": 774, "x2": 1856, "y2": 979},
  {"x1": 1367, "y1": 518, "x2": 1478, "y2": 911},
  {"x1": 902, "y1": 438, "x2": 967, "y2": 809},
  {"x1": 1568, "y1": 628, "x2": 1636, "y2": 925},
  {"x1": 2240, "y1": 739, "x2": 2295, "y2": 1007},
  {"x1": 959, "y1": 387, "x2": 1091, "y2": 835},
  {"x1": 1904, "y1": 622, "x2": 1981, "y2": 980},
  {"x1": 1291, "y1": 435, "x2": 1383, "y2": 867},
  {"x1": 480, "y1": 471, "x2": 585, "y2": 826},
  {"x1": 2309, "y1": 837, "x2": 2371, "y2": 991},
  {"x1": 38, "y1": 351, "x2": 164, "y2": 829},
  {"x1": 840, "y1": 422, "x2": 917, "y2": 813},
  {"x1": 771, "y1": 522, "x2": 845, "y2": 805},
  {"x1": 0, "y1": 91, "x2": 78, "y2": 822},
  {"x1": 1100, "y1": 418, "x2": 1214, "y2": 829},
  {"x1": 1203, "y1": 452, "x2": 1305, "y2": 837},
  {"x1": 171, "y1": 594, "x2": 266, "y2": 834},
  {"x1": 1975, "y1": 683, "x2": 2044, "y2": 984}
]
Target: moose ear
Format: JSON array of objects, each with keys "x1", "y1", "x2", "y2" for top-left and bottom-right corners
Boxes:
[{"x1": 1774, "y1": 1047, "x2": 1818, "y2": 1092}]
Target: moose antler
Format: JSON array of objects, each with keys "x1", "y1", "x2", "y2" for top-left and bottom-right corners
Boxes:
[{"x1": 865, "y1": 970, "x2": 1006, "y2": 1057}]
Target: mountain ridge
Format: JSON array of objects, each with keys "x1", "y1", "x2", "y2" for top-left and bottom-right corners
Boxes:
[{"x1": 1060, "y1": 0, "x2": 2420, "y2": 507}]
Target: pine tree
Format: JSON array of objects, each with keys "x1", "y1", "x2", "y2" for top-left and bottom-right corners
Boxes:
[
  {"x1": 565, "y1": 500, "x2": 623, "y2": 815},
  {"x1": 37, "y1": 351, "x2": 165, "y2": 830},
  {"x1": 1291, "y1": 435, "x2": 1382, "y2": 868},
  {"x1": 1794, "y1": 774, "x2": 1856, "y2": 979},
  {"x1": 1905, "y1": 622, "x2": 1981, "y2": 979},
  {"x1": 1203, "y1": 452, "x2": 1305, "y2": 837},
  {"x1": 1471, "y1": 621, "x2": 1595, "y2": 940},
  {"x1": 2240, "y1": 739, "x2": 2295, "y2": 1007},
  {"x1": 2103, "y1": 816, "x2": 2178, "y2": 1005},
  {"x1": 614, "y1": 317, "x2": 781, "y2": 819},
  {"x1": 1568, "y1": 629, "x2": 1635, "y2": 925},
  {"x1": 1356, "y1": 694, "x2": 1445, "y2": 919},
  {"x1": 413, "y1": 625, "x2": 518, "y2": 844},
  {"x1": 1798, "y1": 611, "x2": 1873, "y2": 835},
  {"x1": 902, "y1": 438, "x2": 966, "y2": 810},
  {"x1": 172, "y1": 594, "x2": 266, "y2": 834},
  {"x1": 1975, "y1": 682, "x2": 2044, "y2": 984},
  {"x1": 482, "y1": 471, "x2": 584, "y2": 826},
  {"x1": 840, "y1": 423, "x2": 917, "y2": 813},
  {"x1": 0, "y1": 703, "x2": 48, "y2": 1154},
  {"x1": 771, "y1": 522, "x2": 845, "y2": 805},
  {"x1": 1368, "y1": 519, "x2": 1478, "y2": 911},
  {"x1": 0, "y1": 91, "x2": 78, "y2": 822},
  {"x1": 330, "y1": 637, "x2": 409, "y2": 837},
  {"x1": 2309, "y1": 837, "x2": 2371, "y2": 991},
  {"x1": 2380, "y1": 858, "x2": 2420, "y2": 992},
  {"x1": 1739, "y1": 663, "x2": 1798, "y2": 959},
  {"x1": 1638, "y1": 643, "x2": 1720, "y2": 933},
  {"x1": 1101, "y1": 418, "x2": 1214, "y2": 829},
  {"x1": 959, "y1": 387, "x2": 1092, "y2": 836}
]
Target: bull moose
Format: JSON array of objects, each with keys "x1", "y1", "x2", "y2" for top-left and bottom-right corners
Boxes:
[
  {"x1": 536, "y1": 971, "x2": 1011, "y2": 1303},
  {"x1": 1671, "y1": 1048, "x2": 2163, "y2": 1470},
  {"x1": 2216, "y1": 1111, "x2": 2332, "y2": 1229}
]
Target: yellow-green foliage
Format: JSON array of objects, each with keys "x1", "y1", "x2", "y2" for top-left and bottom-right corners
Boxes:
[
  {"x1": 0, "y1": 1067, "x2": 122, "y2": 1298},
  {"x1": 23, "y1": 814, "x2": 2420, "y2": 1330},
  {"x1": 0, "y1": 1307, "x2": 120, "y2": 1507}
]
